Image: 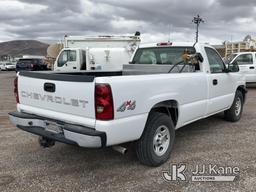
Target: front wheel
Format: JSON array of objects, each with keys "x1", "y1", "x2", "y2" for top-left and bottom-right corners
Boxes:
[
  {"x1": 224, "y1": 90, "x2": 244, "y2": 122},
  {"x1": 135, "y1": 112, "x2": 175, "y2": 166}
]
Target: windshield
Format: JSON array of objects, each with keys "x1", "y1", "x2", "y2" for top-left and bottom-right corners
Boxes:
[
  {"x1": 17, "y1": 59, "x2": 33, "y2": 66},
  {"x1": 17, "y1": 59, "x2": 43, "y2": 65},
  {"x1": 132, "y1": 47, "x2": 196, "y2": 65},
  {"x1": 224, "y1": 54, "x2": 237, "y2": 64}
]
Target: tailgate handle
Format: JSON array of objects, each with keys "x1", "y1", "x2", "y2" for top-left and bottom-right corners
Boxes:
[
  {"x1": 249, "y1": 66, "x2": 255, "y2": 69},
  {"x1": 213, "y1": 79, "x2": 218, "y2": 85},
  {"x1": 44, "y1": 83, "x2": 55, "y2": 92}
]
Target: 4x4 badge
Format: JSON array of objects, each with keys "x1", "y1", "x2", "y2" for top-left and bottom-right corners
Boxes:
[{"x1": 117, "y1": 101, "x2": 136, "y2": 112}]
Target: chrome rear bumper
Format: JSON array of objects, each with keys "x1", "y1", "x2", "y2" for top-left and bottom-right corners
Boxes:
[{"x1": 9, "y1": 111, "x2": 106, "y2": 148}]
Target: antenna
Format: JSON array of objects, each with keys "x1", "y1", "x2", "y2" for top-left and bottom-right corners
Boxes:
[
  {"x1": 192, "y1": 14, "x2": 204, "y2": 43},
  {"x1": 168, "y1": 24, "x2": 172, "y2": 42}
]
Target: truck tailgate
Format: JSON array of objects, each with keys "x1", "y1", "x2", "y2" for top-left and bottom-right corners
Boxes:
[{"x1": 17, "y1": 72, "x2": 96, "y2": 123}]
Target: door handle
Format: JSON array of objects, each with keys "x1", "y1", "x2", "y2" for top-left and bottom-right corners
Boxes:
[
  {"x1": 213, "y1": 79, "x2": 218, "y2": 85},
  {"x1": 44, "y1": 83, "x2": 55, "y2": 92},
  {"x1": 249, "y1": 66, "x2": 255, "y2": 69},
  {"x1": 73, "y1": 67, "x2": 77, "y2": 69}
]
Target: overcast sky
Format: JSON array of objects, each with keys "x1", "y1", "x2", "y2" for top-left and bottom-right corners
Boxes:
[{"x1": 0, "y1": 0, "x2": 255, "y2": 44}]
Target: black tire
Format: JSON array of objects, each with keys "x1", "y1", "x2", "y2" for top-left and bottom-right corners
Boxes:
[
  {"x1": 135, "y1": 112, "x2": 175, "y2": 166},
  {"x1": 224, "y1": 90, "x2": 243, "y2": 122}
]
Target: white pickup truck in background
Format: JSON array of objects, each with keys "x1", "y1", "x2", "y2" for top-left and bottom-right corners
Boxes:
[
  {"x1": 225, "y1": 52, "x2": 256, "y2": 83},
  {"x1": 9, "y1": 42, "x2": 246, "y2": 166},
  {"x1": 54, "y1": 33, "x2": 140, "y2": 72}
]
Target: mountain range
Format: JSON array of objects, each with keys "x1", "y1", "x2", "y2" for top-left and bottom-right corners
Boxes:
[{"x1": 0, "y1": 40, "x2": 49, "y2": 58}]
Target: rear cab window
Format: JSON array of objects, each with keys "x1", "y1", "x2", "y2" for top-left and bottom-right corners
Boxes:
[
  {"x1": 132, "y1": 46, "x2": 200, "y2": 72},
  {"x1": 132, "y1": 47, "x2": 196, "y2": 65},
  {"x1": 17, "y1": 59, "x2": 44, "y2": 66},
  {"x1": 17, "y1": 59, "x2": 33, "y2": 65}
]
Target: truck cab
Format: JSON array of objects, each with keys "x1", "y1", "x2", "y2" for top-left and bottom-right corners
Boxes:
[
  {"x1": 55, "y1": 48, "x2": 86, "y2": 71},
  {"x1": 226, "y1": 52, "x2": 256, "y2": 83}
]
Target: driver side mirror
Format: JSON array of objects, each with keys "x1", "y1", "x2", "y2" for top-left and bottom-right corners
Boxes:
[
  {"x1": 195, "y1": 53, "x2": 204, "y2": 63},
  {"x1": 227, "y1": 62, "x2": 239, "y2": 72}
]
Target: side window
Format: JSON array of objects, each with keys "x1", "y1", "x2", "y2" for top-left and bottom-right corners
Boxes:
[
  {"x1": 58, "y1": 50, "x2": 77, "y2": 67},
  {"x1": 81, "y1": 50, "x2": 86, "y2": 70},
  {"x1": 205, "y1": 47, "x2": 225, "y2": 73},
  {"x1": 233, "y1": 54, "x2": 253, "y2": 65},
  {"x1": 138, "y1": 50, "x2": 157, "y2": 64},
  {"x1": 69, "y1": 50, "x2": 76, "y2": 61},
  {"x1": 58, "y1": 51, "x2": 68, "y2": 67}
]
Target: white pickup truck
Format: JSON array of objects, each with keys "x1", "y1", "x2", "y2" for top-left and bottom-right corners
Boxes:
[
  {"x1": 9, "y1": 42, "x2": 246, "y2": 166},
  {"x1": 225, "y1": 52, "x2": 256, "y2": 83}
]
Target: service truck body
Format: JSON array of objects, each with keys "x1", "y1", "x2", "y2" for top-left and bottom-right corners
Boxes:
[
  {"x1": 54, "y1": 35, "x2": 140, "y2": 72},
  {"x1": 9, "y1": 42, "x2": 246, "y2": 166}
]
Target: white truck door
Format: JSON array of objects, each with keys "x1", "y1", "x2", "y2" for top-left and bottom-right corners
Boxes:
[
  {"x1": 205, "y1": 47, "x2": 234, "y2": 115},
  {"x1": 55, "y1": 50, "x2": 79, "y2": 71},
  {"x1": 232, "y1": 53, "x2": 256, "y2": 83}
]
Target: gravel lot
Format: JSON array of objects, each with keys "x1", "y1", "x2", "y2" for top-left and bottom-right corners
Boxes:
[{"x1": 0, "y1": 71, "x2": 256, "y2": 192}]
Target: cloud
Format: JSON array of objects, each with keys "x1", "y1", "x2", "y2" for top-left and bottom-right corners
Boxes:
[
  {"x1": 0, "y1": 0, "x2": 255, "y2": 44},
  {"x1": 18, "y1": 0, "x2": 83, "y2": 13}
]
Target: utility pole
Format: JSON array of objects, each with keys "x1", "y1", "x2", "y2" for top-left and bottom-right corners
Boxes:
[{"x1": 192, "y1": 14, "x2": 204, "y2": 43}]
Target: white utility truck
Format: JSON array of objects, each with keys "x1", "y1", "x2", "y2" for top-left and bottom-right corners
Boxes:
[
  {"x1": 9, "y1": 42, "x2": 246, "y2": 166},
  {"x1": 225, "y1": 52, "x2": 256, "y2": 83},
  {"x1": 54, "y1": 33, "x2": 141, "y2": 71}
]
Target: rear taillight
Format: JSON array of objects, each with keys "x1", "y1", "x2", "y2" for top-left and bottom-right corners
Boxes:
[
  {"x1": 14, "y1": 77, "x2": 19, "y2": 103},
  {"x1": 95, "y1": 84, "x2": 114, "y2": 120},
  {"x1": 30, "y1": 64, "x2": 36, "y2": 70}
]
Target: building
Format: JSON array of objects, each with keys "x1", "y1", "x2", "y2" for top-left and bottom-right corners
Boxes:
[
  {"x1": 212, "y1": 44, "x2": 225, "y2": 58},
  {"x1": 224, "y1": 35, "x2": 256, "y2": 57}
]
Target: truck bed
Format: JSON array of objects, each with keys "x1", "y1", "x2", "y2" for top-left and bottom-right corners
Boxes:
[
  {"x1": 19, "y1": 71, "x2": 123, "y2": 82},
  {"x1": 19, "y1": 64, "x2": 196, "y2": 82}
]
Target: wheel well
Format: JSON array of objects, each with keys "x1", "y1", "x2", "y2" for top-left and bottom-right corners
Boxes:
[
  {"x1": 150, "y1": 100, "x2": 179, "y2": 127},
  {"x1": 237, "y1": 86, "x2": 246, "y2": 103}
]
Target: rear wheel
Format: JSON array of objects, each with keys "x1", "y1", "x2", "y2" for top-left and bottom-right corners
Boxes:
[
  {"x1": 135, "y1": 112, "x2": 175, "y2": 166},
  {"x1": 224, "y1": 90, "x2": 243, "y2": 122}
]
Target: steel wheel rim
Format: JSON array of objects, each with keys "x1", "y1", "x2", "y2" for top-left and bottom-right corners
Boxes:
[
  {"x1": 153, "y1": 125, "x2": 170, "y2": 156},
  {"x1": 235, "y1": 97, "x2": 241, "y2": 116}
]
